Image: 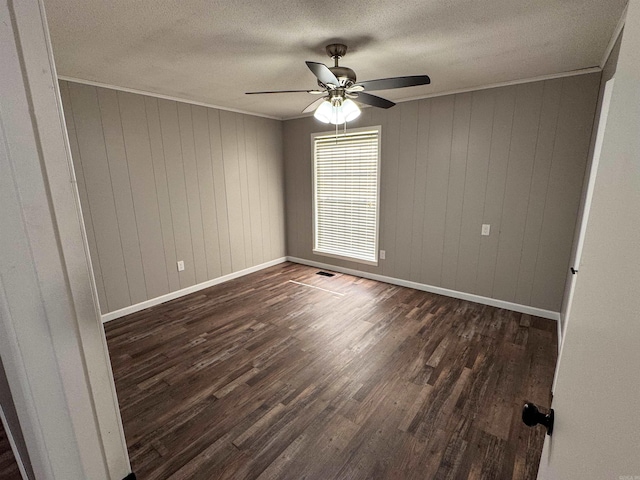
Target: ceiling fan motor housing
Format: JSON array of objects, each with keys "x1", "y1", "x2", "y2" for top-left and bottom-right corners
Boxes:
[
  {"x1": 321, "y1": 43, "x2": 357, "y2": 87},
  {"x1": 323, "y1": 66, "x2": 357, "y2": 87}
]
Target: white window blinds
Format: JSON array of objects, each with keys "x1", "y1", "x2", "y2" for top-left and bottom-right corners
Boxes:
[{"x1": 312, "y1": 128, "x2": 381, "y2": 265}]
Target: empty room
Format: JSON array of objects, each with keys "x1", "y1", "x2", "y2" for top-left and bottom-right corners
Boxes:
[{"x1": 1, "y1": 1, "x2": 640, "y2": 479}]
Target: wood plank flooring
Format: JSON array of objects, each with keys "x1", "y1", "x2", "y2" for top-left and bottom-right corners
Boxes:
[
  {"x1": 0, "y1": 420, "x2": 21, "y2": 480},
  {"x1": 105, "y1": 262, "x2": 557, "y2": 479}
]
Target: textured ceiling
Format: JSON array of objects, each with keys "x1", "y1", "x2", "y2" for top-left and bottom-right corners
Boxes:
[{"x1": 44, "y1": 0, "x2": 626, "y2": 119}]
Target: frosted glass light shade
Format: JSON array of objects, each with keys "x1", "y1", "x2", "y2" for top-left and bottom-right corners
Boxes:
[
  {"x1": 313, "y1": 98, "x2": 361, "y2": 125},
  {"x1": 341, "y1": 99, "x2": 361, "y2": 122},
  {"x1": 314, "y1": 100, "x2": 334, "y2": 123}
]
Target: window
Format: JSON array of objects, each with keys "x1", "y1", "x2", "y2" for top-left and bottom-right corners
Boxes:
[{"x1": 312, "y1": 126, "x2": 381, "y2": 265}]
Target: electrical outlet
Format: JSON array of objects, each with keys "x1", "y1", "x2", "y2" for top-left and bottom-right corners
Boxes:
[
  {"x1": 481, "y1": 224, "x2": 491, "y2": 236},
  {"x1": 177, "y1": 260, "x2": 185, "y2": 272},
  {"x1": 380, "y1": 250, "x2": 386, "y2": 260}
]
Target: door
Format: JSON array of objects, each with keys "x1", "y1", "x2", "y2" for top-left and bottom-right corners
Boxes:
[
  {"x1": 535, "y1": 3, "x2": 640, "y2": 477},
  {"x1": 555, "y1": 78, "x2": 614, "y2": 365}
]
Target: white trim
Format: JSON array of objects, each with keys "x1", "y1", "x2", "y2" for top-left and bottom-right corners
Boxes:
[
  {"x1": 563, "y1": 78, "x2": 615, "y2": 330},
  {"x1": 57, "y1": 75, "x2": 282, "y2": 121},
  {"x1": 557, "y1": 314, "x2": 563, "y2": 356},
  {"x1": 552, "y1": 77, "x2": 615, "y2": 393},
  {"x1": 0, "y1": 406, "x2": 28, "y2": 480},
  {"x1": 286, "y1": 256, "x2": 560, "y2": 321},
  {"x1": 102, "y1": 254, "x2": 560, "y2": 323},
  {"x1": 101, "y1": 257, "x2": 287, "y2": 323},
  {"x1": 552, "y1": 313, "x2": 563, "y2": 394},
  {"x1": 600, "y1": 3, "x2": 628, "y2": 68},
  {"x1": 286, "y1": 68, "x2": 602, "y2": 121},
  {"x1": 2, "y1": 0, "x2": 130, "y2": 476},
  {"x1": 395, "y1": 68, "x2": 601, "y2": 105},
  {"x1": 62, "y1": 67, "x2": 602, "y2": 124}
]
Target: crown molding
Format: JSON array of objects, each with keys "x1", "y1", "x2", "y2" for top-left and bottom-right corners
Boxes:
[
  {"x1": 57, "y1": 75, "x2": 283, "y2": 121},
  {"x1": 285, "y1": 67, "x2": 601, "y2": 121},
  {"x1": 61, "y1": 65, "x2": 601, "y2": 124}
]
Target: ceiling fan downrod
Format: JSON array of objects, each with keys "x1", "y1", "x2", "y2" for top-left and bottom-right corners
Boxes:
[
  {"x1": 324, "y1": 44, "x2": 357, "y2": 87},
  {"x1": 326, "y1": 43, "x2": 348, "y2": 64}
]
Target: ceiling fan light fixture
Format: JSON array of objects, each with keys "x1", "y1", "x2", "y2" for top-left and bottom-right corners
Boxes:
[
  {"x1": 313, "y1": 97, "x2": 361, "y2": 125},
  {"x1": 313, "y1": 100, "x2": 334, "y2": 124},
  {"x1": 341, "y1": 99, "x2": 361, "y2": 122}
]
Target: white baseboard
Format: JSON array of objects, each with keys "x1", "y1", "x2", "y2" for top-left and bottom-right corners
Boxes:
[
  {"x1": 557, "y1": 314, "x2": 563, "y2": 354},
  {"x1": 286, "y1": 256, "x2": 560, "y2": 321},
  {"x1": 551, "y1": 312, "x2": 566, "y2": 394},
  {"x1": 101, "y1": 257, "x2": 287, "y2": 323},
  {"x1": 0, "y1": 406, "x2": 29, "y2": 480},
  {"x1": 101, "y1": 255, "x2": 560, "y2": 323}
]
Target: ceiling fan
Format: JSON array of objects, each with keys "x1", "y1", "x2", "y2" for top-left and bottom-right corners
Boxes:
[{"x1": 246, "y1": 43, "x2": 431, "y2": 124}]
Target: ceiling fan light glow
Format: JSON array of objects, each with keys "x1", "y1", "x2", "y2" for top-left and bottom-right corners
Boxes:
[
  {"x1": 313, "y1": 98, "x2": 361, "y2": 125},
  {"x1": 313, "y1": 100, "x2": 334, "y2": 123},
  {"x1": 330, "y1": 105, "x2": 346, "y2": 125},
  {"x1": 341, "y1": 99, "x2": 361, "y2": 122}
]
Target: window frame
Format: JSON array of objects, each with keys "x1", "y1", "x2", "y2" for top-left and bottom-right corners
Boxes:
[{"x1": 311, "y1": 125, "x2": 382, "y2": 266}]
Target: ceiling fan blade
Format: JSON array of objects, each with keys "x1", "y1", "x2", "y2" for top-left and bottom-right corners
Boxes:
[
  {"x1": 354, "y1": 92, "x2": 396, "y2": 109},
  {"x1": 302, "y1": 97, "x2": 327, "y2": 114},
  {"x1": 305, "y1": 61, "x2": 340, "y2": 88},
  {"x1": 246, "y1": 89, "x2": 321, "y2": 94},
  {"x1": 355, "y1": 75, "x2": 431, "y2": 92}
]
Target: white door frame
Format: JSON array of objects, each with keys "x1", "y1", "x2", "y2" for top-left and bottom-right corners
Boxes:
[
  {"x1": 0, "y1": 405, "x2": 30, "y2": 479},
  {"x1": 563, "y1": 79, "x2": 615, "y2": 336},
  {"x1": 536, "y1": 0, "x2": 640, "y2": 475},
  {"x1": 552, "y1": 78, "x2": 615, "y2": 393},
  {"x1": 0, "y1": 0, "x2": 130, "y2": 478}
]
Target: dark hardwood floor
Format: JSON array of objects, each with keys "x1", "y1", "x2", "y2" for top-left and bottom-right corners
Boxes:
[
  {"x1": 105, "y1": 262, "x2": 557, "y2": 480},
  {"x1": 0, "y1": 420, "x2": 21, "y2": 480}
]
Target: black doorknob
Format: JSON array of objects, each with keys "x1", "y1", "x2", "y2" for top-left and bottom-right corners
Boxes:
[{"x1": 522, "y1": 402, "x2": 554, "y2": 435}]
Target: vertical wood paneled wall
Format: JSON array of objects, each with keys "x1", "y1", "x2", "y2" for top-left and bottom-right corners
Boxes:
[
  {"x1": 284, "y1": 73, "x2": 600, "y2": 312},
  {"x1": 60, "y1": 81, "x2": 285, "y2": 314}
]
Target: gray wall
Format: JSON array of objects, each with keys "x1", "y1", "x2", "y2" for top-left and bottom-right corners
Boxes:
[
  {"x1": 60, "y1": 81, "x2": 286, "y2": 314},
  {"x1": 284, "y1": 73, "x2": 600, "y2": 312},
  {"x1": 61, "y1": 72, "x2": 601, "y2": 315}
]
